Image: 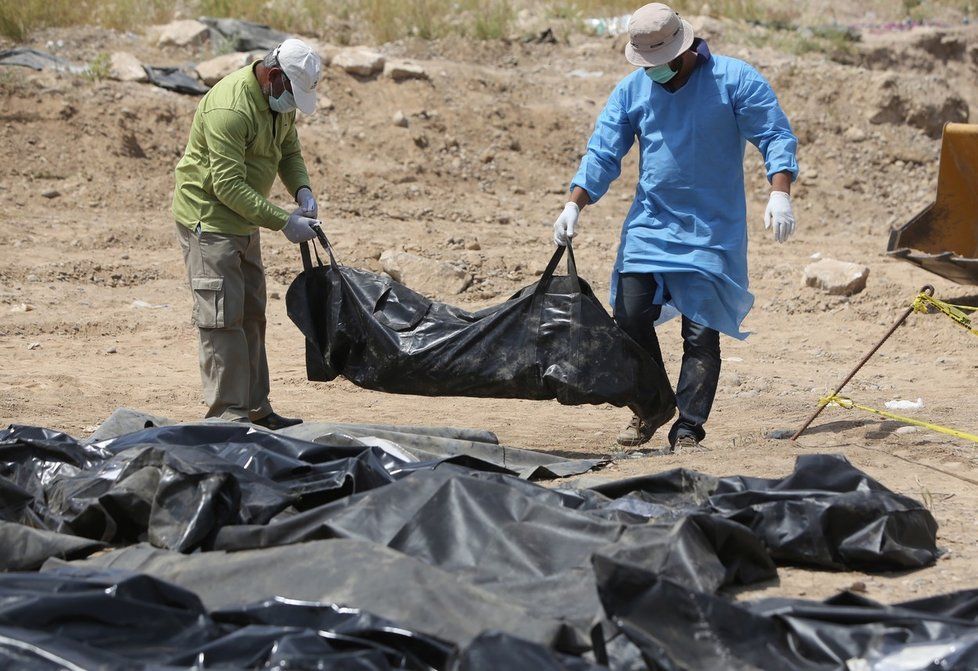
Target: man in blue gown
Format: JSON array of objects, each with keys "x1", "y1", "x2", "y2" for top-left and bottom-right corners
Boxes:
[{"x1": 553, "y1": 2, "x2": 798, "y2": 451}]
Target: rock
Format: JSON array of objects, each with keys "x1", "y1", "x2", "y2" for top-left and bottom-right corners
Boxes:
[
  {"x1": 803, "y1": 258, "x2": 869, "y2": 296},
  {"x1": 765, "y1": 428, "x2": 795, "y2": 440},
  {"x1": 195, "y1": 52, "x2": 254, "y2": 86},
  {"x1": 895, "y1": 426, "x2": 919, "y2": 435},
  {"x1": 380, "y1": 250, "x2": 472, "y2": 295},
  {"x1": 849, "y1": 581, "x2": 868, "y2": 594},
  {"x1": 10, "y1": 303, "x2": 34, "y2": 313},
  {"x1": 384, "y1": 60, "x2": 428, "y2": 81},
  {"x1": 109, "y1": 52, "x2": 148, "y2": 82},
  {"x1": 465, "y1": 240, "x2": 481, "y2": 251},
  {"x1": 27, "y1": 342, "x2": 40, "y2": 350},
  {"x1": 392, "y1": 110, "x2": 408, "y2": 128},
  {"x1": 843, "y1": 127, "x2": 867, "y2": 142},
  {"x1": 148, "y1": 20, "x2": 210, "y2": 48},
  {"x1": 41, "y1": 189, "x2": 60, "y2": 199},
  {"x1": 332, "y1": 48, "x2": 385, "y2": 77},
  {"x1": 105, "y1": 347, "x2": 118, "y2": 354}
]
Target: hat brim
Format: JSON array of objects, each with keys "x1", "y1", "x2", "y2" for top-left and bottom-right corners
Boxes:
[
  {"x1": 292, "y1": 84, "x2": 316, "y2": 115},
  {"x1": 624, "y1": 18, "x2": 695, "y2": 67}
]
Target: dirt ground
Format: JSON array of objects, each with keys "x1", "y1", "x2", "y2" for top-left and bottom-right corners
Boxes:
[{"x1": 2, "y1": 17, "x2": 978, "y2": 605}]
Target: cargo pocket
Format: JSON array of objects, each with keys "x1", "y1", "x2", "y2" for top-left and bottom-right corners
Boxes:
[{"x1": 191, "y1": 277, "x2": 225, "y2": 328}]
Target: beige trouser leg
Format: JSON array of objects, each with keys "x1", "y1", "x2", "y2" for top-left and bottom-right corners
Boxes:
[{"x1": 177, "y1": 223, "x2": 273, "y2": 421}]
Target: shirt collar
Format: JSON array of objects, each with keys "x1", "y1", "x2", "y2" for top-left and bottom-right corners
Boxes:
[{"x1": 692, "y1": 37, "x2": 712, "y2": 64}]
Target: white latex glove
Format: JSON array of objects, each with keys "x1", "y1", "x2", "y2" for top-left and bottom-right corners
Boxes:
[
  {"x1": 764, "y1": 191, "x2": 795, "y2": 243},
  {"x1": 552, "y1": 202, "x2": 580, "y2": 247},
  {"x1": 282, "y1": 210, "x2": 318, "y2": 243},
  {"x1": 295, "y1": 186, "x2": 318, "y2": 219}
]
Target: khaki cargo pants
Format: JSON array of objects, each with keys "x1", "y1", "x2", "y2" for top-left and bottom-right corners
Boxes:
[{"x1": 177, "y1": 223, "x2": 273, "y2": 421}]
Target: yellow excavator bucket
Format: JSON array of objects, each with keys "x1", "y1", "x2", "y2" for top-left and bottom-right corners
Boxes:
[{"x1": 888, "y1": 123, "x2": 978, "y2": 285}]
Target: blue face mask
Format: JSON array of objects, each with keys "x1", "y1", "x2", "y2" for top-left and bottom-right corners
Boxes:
[
  {"x1": 269, "y1": 89, "x2": 296, "y2": 113},
  {"x1": 645, "y1": 61, "x2": 679, "y2": 84},
  {"x1": 268, "y1": 71, "x2": 297, "y2": 113}
]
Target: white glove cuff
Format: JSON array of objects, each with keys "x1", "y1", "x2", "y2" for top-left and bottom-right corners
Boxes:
[
  {"x1": 564, "y1": 202, "x2": 580, "y2": 214},
  {"x1": 769, "y1": 191, "x2": 790, "y2": 205}
]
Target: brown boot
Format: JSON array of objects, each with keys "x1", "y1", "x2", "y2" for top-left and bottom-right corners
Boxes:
[
  {"x1": 616, "y1": 414, "x2": 655, "y2": 447},
  {"x1": 672, "y1": 434, "x2": 710, "y2": 454}
]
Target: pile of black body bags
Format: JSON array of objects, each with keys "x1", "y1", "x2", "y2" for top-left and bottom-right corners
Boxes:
[{"x1": 3, "y1": 417, "x2": 977, "y2": 670}]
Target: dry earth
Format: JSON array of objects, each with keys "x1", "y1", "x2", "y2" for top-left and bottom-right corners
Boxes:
[{"x1": 1, "y1": 18, "x2": 978, "y2": 605}]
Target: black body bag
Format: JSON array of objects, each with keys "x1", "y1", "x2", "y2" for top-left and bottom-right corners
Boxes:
[{"x1": 286, "y1": 232, "x2": 675, "y2": 425}]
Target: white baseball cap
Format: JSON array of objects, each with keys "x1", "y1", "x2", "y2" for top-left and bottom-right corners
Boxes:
[
  {"x1": 274, "y1": 38, "x2": 321, "y2": 114},
  {"x1": 624, "y1": 3, "x2": 694, "y2": 68}
]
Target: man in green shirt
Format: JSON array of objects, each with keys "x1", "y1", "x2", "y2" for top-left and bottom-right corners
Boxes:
[{"x1": 173, "y1": 38, "x2": 321, "y2": 429}]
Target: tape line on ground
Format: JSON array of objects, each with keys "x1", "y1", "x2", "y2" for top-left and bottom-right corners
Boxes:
[
  {"x1": 820, "y1": 394, "x2": 978, "y2": 445},
  {"x1": 912, "y1": 292, "x2": 978, "y2": 336}
]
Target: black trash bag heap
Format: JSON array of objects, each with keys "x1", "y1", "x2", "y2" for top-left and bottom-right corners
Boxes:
[
  {"x1": 0, "y1": 417, "x2": 953, "y2": 670},
  {"x1": 286, "y1": 237, "x2": 676, "y2": 426}
]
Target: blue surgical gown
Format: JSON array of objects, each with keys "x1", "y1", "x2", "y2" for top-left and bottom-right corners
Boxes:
[{"x1": 571, "y1": 55, "x2": 798, "y2": 339}]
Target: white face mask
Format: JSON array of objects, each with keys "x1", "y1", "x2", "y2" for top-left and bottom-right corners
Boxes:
[{"x1": 269, "y1": 89, "x2": 296, "y2": 113}]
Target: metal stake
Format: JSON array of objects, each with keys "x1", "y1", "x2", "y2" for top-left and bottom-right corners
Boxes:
[{"x1": 790, "y1": 284, "x2": 935, "y2": 442}]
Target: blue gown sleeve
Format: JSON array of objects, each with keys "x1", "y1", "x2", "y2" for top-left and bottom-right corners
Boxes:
[
  {"x1": 733, "y1": 65, "x2": 799, "y2": 182},
  {"x1": 570, "y1": 85, "x2": 635, "y2": 203}
]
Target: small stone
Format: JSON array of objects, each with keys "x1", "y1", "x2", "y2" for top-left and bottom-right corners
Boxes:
[
  {"x1": 843, "y1": 127, "x2": 867, "y2": 142},
  {"x1": 109, "y1": 52, "x2": 148, "y2": 83},
  {"x1": 465, "y1": 240, "x2": 481, "y2": 251},
  {"x1": 105, "y1": 347, "x2": 117, "y2": 354},
  {"x1": 392, "y1": 110, "x2": 409, "y2": 128},
  {"x1": 384, "y1": 60, "x2": 428, "y2": 81},
  {"x1": 10, "y1": 303, "x2": 34, "y2": 313},
  {"x1": 148, "y1": 19, "x2": 210, "y2": 48},
  {"x1": 765, "y1": 428, "x2": 795, "y2": 440},
  {"x1": 849, "y1": 581, "x2": 868, "y2": 594},
  {"x1": 803, "y1": 258, "x2": 869, "y2": 296},
  {"x1": 332, "y1": 48, "x2": 385, "y2": 77},
  {"x1": 195, "y1": 52, "x2": 253, "y2": 86},
  {"x1": 41, "y1": 189, "x2": 60, "y2": 199},
  {"x1": 27, "y1": 342, "x2": 40, "y2": 350},
  {"x1": 269, "y1": 291, "x2": 281, "y2": 300},
  {"x1": 895, "y1": 426, "x2": 919, "y2": 435}
]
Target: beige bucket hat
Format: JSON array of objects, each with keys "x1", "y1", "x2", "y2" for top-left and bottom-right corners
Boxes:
[{"x1": 624, "y1": 3, "x2": 695, "y2": 68}]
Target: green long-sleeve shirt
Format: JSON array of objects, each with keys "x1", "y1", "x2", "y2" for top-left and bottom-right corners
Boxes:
[{"x1": 172, "y1": 63, "x2": 310, "y2": 235}]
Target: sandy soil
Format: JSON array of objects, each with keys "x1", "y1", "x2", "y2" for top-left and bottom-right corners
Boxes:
[{"x1": 1, "y1": 20, "x2": 977, "y2": 604}]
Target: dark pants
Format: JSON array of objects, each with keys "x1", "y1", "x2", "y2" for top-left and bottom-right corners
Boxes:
[{"x1": 614, "y1": 273, "x2": 721, "y2": 445}]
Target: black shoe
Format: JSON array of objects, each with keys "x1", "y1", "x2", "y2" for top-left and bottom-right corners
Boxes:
[{"x1": 252, "y1": 412, "x2": 303, "y2": 430}]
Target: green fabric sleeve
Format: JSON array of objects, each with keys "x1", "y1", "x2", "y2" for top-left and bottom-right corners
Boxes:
[
  {"x1": 202, "y1": 108, "x2": 290, "y2": 230},
  {"x1": 278, "y1": 119, "x2": 311, "y2": 200}
]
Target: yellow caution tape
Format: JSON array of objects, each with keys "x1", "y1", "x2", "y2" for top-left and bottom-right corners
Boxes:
[
  {"x1": 820, "y1": 394, "x2": 978, "y2": 444},
  {"x1": 912, "y1": 292, "x2": 978, "y2": 336}
]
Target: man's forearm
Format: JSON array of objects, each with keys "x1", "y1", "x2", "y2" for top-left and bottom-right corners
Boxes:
[
  {"x1": 771, "y1": 171, "x2": 791, "y2": 195},
  {"x1": 569, "y1": 186, "x2": 591, "y2": 210}
]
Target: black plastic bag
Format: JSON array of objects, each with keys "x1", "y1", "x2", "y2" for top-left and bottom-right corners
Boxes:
[
  {"x1": 286, "y1": 236, "x2": 675, "y2": 425},
  {"x1": 594, "y1": 558, "x2": 978, "y2": 670},
  {"x1": 590, "y1": 454, "x2": 940, "y2": 571},
  {"x1": 143, "y1": 66, "x2": 209, "y2": 95}
]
